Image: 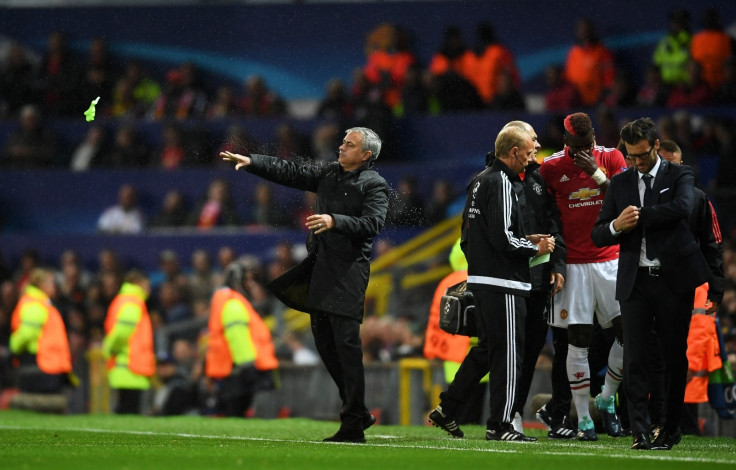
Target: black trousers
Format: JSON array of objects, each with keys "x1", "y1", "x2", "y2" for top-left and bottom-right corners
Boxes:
[
  {"x1": 115, "y1": 389, "x2": 143, "y2": 414},
  {"x1": 620, "y1": 268, "x2": 693, "y2": 435},
  {"x1": 440, "y1": 290, "x2": 526, "y2": 428},
  {"x1": 513, "y1": 291, "x2": 549, "y2": 416},
  {"x1": 545, "y1": 326, "x2": 573, "y2": 420},
  {"x1": 310, "y1": 311, "x2": 367, "y2": 431}
]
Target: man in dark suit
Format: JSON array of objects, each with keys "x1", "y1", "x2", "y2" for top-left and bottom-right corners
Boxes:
[{"x1": 591, "y1": 118, "x2": 712, "y2": 451}]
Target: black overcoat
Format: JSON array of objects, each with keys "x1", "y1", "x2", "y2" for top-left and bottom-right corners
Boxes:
[{"x1": 246, "y1": 154, "x2": 389, "y2": 321}]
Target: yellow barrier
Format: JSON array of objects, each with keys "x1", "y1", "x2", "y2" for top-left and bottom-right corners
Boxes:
[
  {"x1": 86, "y1": 345, "x2": 110, "y2": 414},
  {"x1": 398, "y1": 357, "x2": 436, "y2": 426}
]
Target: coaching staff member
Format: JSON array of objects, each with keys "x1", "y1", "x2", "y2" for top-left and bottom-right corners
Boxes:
[
  {"x1": 221, "y1": 127, "x2": 388, "y2": 443},
  {"x1": 591, "y1": 117, "x2": 712, "y2": 450},
  {"x1": 429, "y1": 125, "x2": 555, "y2": 441}
]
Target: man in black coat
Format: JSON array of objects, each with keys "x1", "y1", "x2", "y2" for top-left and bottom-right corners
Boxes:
[
  {"x1": 591, "y1": 118, "x2": 712, "y2": 451},
  {"x1": 428, "y1": 125, "x2": 556, "y2": 441},
  {"x1": 222, "y1": 127, "x2": 389, "y2": 443}
]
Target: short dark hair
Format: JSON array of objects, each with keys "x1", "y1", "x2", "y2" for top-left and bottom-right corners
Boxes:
[
  {"x1": 659, "y1": 139, "x2": 681, "y2": 155},
  {"x1": 563, "y1": 113, "x2": 593, "y2": 137},
  {"x1": 620, "y1": 117, "x2": 658, "y2": 147}
]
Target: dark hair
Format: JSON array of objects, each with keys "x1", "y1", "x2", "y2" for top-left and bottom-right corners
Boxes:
[
  {"x1": 659, "y1": 139, "x2": 681, "y2": 154},
  {"x1": 564, "y1": 112, "x2": 593, "y2": 137},
  {"x1": 620, "y1": 117, "x2": 658, "y2": 147}
]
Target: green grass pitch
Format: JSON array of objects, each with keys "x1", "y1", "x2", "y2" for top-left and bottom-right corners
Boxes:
[{"x1": 1, "y1": 410, "x2": 734, "y2": 470}]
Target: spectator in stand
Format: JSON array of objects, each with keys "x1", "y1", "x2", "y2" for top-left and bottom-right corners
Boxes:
[
  {"x1": 350, "y1": 68, "x2": 394, "y2": 158},
  {"x1": 691, "y1": 7, "x2": 733, "y2": 91},
  {"x1": 0, "y1": 42, "x2": 35, "y2": 118},
  {"x1": 652, "y1": 9, "x2": 692, "y2": 87},
  {"x1": 317, "y1": 78, "x2": 352, "y2": 123},
  {"x1": 544, "y1": 64, "x2": 581, "y2": 112},
  {"x1": 206, "y1": 85, "x2": 238, "y2": 120},
  {"x1": 214, "y1": 246, "x2": 237, "y2": 286},
  {"x1": 428, "y1": 26, "x2": 477, "y2": 89},
  {"x1": 396, "y1": 64, "x2": 432, "y2": 117},
  {"x1": 666, "y1": 59, "x2": 713, "y2": 108},
  {"x1": 186, "y1": 178, "x2": 240, "y2": 229},
  {"x1": 149, "y1": 189, "x2": 188, "y2": 229},
  {"x1": 69, "y1": 124, "x2": 108, "y2": 171},
  {"x1": 267, "y1": 241, "x2": 297, "y2": 282},
  {"x1": 311, "y1": 122, "x2": 341, "y2": 163},
  {"x1": 294, "y1": 190, "x2": 318, "y2": 232},
  {"x1": 424, "y1": 179, "x2": 456, "y2": 225},
  {"x1": 564, "y1": 18, "x2": 616, "y2": 107},
  {"x1": 472, "y1": 22, "x2": 521, "y2": 107},
  {"x1": 97, "y1": 183, "x2": 145, "y2": 234},
  {"x1": 158, "y1": 123, "x2": 189, "y2": 170},
  {"x1": 239, "y1": 75, "x2": 286, "y2": 117},
  {"x1": 426, "y1": 25, "x2": 483, "y2": 115},
  {"x1": 12, "y1": 248, "x2": 40, "y2": 297},
  {"x1": 80, "y1": 38, "x2": 117, "y2": 110},
  {"x1": 187, "y1": 249, "x2": 216, "y2": 304},
  {"x1": 712, "y1": 117, "x2": 736, "y2": 238},
  {"x1": 105, "y1": 124, "x2": 150, "y2": 167},
  {"x1": 151, "y1": 352, "x2": 197, "y2": 416},
  {"x1": 603, "y1": 69, "x2": 637, "y2": 108},
  {"x1": 715, "y1": 57, "x2": 736, "y2": 104},
  {"x1": 1, "y1": 104, "x2": 57, "y2": 168},
  {"x1": 154, "y1": 62, "x2": 208, "y2": 120},
  {"x1": 386, "y1": 175, "x2": 426, "y2": 227},
  {"x1": 363, "y1": 23, "x2": 417, "y2": 110},
  {"x1": 122, "y1": 60, "x2": 160, "y2": 118},
  {"x1": 249, "y1": 182, "x2": 292, "y2": 228},
  {"x1": 217, "y1": 125, "x2": 259, "y2": 168},
  {"x1": 109, "y1": 76, "x2": 137, "y2": 119},
  {"x1": 273, "y1": 123, "x2": 311, "y2": 161},
  {"x1": 488, "y1": 70, "x2": 526, "y2": 111},
  {"x1": 156, "y1": 280, "x2": 192, "y2": 325},
  {"x1": 36, "y1": 30, "x2": 81, "y2": 116},
  {"x1": 636, "y1": 64, "x2": 669, "y2": 108}
]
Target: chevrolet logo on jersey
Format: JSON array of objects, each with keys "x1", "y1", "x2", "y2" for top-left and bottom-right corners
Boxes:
[{"x1": 569, "y1": 187, "x2": 600, "y2": 201}]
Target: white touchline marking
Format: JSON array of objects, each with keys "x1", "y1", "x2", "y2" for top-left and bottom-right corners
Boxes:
[{"x1": 0, "y1": 425, "x2": 733, "y2": 464}]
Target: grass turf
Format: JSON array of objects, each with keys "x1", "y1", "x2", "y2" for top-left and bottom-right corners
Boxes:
[{"x1": 1, "y1": 410, "x2": 734, "y2": 470}]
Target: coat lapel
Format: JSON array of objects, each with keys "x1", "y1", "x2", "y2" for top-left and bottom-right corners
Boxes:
[{"x1": 651, "y1": 158, "x2": 668, "y2": 204}]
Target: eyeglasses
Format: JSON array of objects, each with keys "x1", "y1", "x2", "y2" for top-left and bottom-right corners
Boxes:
[{"x1": 625, "y1": 147, "x2": 653, "y2": 161}]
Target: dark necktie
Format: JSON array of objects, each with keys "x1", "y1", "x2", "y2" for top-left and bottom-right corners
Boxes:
[{"x1": 642, "y1": 174, "x2": 655, "y2": 259}]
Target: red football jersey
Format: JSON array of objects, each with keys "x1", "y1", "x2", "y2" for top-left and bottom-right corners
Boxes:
[{"x1": 540, "y1": 146, "x2": 628, "y2": 264}]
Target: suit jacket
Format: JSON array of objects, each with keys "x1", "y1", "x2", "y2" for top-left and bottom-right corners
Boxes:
[{"x1": 591, "y1": 158, "x2": 711, "y2": 301}]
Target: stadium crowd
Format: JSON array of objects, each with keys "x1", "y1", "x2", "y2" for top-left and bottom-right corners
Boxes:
[{"x1": 1, "y1": 5, "x2": 736, "y2": 428}]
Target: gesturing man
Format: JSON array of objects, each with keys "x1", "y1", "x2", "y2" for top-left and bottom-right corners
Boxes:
[{"x1": 222, "y1": 127, "x2": 388, "y2": 443}]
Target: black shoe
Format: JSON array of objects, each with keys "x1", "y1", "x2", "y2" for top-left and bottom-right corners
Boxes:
[
  {"x1": 594, "y1": 393, "x2": 622, "y2": 437},
  {"x1": 363, "y1": 413, "x2": 376, "y2": 430},
  {"x1": 323, "y1": 428, "x2": 366, "y2": 443},
  {"x1": 651, "y1": 430, "x2": 681, "y2": 451},
  {"x1": 631, "y1": 432, "x2": 651, "y2": 450},
  {"x1": 486, "y1": 422, "x2": 534, "y2": 442},
  {"x1": 429, "y1": 406, "x2": 464, "y2": 438},
  {"x1": 548, "y1": 416, "x2": 577, "y2": 439}
]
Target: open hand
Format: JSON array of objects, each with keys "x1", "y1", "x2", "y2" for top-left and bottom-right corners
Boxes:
[{"x1": 220, "y1": 151, "x2": 251, "y2": 170}]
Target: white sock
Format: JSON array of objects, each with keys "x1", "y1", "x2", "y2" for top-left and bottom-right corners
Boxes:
[
  {"x1": 602, "y1": 340, "x2": 624, "y2": 401},
  {"x1": 567, "y1": 344, "x2": 592, "y2": 427}
]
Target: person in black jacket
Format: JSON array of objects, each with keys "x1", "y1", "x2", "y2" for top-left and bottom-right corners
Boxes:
[
  {"x1": 503, "y1": 121, "x2": 567, "y2": 435},
  {"x1": 221, "y1": 127, "x2": 388, "y2": 443},
  {"x1": 429, "y1": 125, "x2": 556, "y2": 441},
  {"x1": 592, "y1": 118, "x2": 712, "y2": 450},
  {"x1": 649, "y1": 139, "x2": 724, "y2": 437}
]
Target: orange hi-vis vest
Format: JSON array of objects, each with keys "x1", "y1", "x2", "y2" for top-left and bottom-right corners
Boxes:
[
  {"x1": 684, "y1": 282, "x2": 722, "y2": 404},
  {"x1": 423, "y1": 270, "x2": 471, "y2": 363},
  {"x1": 11, "y1": 290, "x2": 72, "y2": 374},
  {"x1": 206, "y1": 288, "x2": 278, "y2": 379},
  {"x1": 104, "y1": 292, "x2": 155, "y2": 377}
]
